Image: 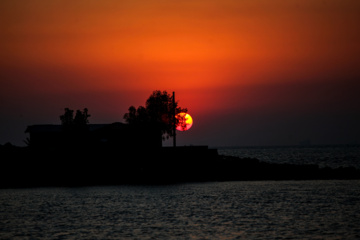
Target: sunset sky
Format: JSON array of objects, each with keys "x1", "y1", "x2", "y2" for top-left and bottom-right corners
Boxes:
[{"x1": 1, "y1": 0, "x2": 359, "y2": 147}]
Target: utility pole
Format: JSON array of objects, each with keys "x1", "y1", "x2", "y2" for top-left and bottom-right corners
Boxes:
[{"x1": 173, "y1": 91, "x2": 176, "y2": 148}]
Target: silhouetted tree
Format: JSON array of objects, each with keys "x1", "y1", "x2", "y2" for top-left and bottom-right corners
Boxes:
[
  {"x1": 60, "y1": 108, "x2": 74, "y2": 126},
  {"x1": 176, "y1": 113, "x2": 189, "y2": 131},
  {"x1": 60, "y1": 108, "x2": 90, "y2": 128},
  {"x1": 59, "y1": 108, "x2": 91, "y2": 146},
  {"x1": 74, "y1": 108, "x2": 91, "y2": 126},
  {"x1": 124, "y1": 90, "x2": 187, "y2": 140}
]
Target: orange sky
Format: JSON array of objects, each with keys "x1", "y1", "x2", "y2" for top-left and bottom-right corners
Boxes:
[{"x1": 1, "y1": 0, "x2": 360, "y2": 146}]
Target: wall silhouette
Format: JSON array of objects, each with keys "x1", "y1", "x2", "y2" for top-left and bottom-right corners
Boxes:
[{"x1": 25, "y1": 122, "x2": 162, "y2": 149}]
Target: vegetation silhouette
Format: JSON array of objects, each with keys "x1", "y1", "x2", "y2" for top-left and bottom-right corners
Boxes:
[
  {"x1": 24, "y1": 108, "x2": 91, "y2": 148},
  {"x1": 59, "y1": 108, "x2": 91, "y2": 148},
  {"x1": 176, "y1": 113, "x2": 192, "y2": 131},
  {"x1": 60, "y1": 108, "x2": 90, "y2": 127},
  {"x1": 124, "y1": 90, "x2": 187, "y2": 140}
]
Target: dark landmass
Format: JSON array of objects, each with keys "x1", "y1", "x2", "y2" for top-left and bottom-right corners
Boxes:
[{"x1": 1, "y1": 144, "x2": 359, "y2": 188}]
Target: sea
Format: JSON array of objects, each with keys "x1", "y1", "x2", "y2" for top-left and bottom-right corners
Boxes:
[
  {"x1": 218, "y1": 145, "x2": 360, "y2": 169},
  {"x1": 1, "y1": 145, "x2": 360, "y2": 239}
]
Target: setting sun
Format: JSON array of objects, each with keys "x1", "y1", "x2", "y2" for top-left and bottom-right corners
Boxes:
[{"x1": 176, "y1": 113, "x2": 193, "y2": 131}]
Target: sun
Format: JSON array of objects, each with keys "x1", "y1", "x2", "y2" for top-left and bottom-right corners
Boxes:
[{"x1": 176, "y1": 112, "x2": 193, "y2": 131}]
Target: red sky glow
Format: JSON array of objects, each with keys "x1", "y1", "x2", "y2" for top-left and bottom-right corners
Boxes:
[{"x1": 1, "y1": 0, "x2": 359, "y2": 146}]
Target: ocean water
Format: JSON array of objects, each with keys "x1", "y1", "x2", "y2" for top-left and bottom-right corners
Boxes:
[
  {"x1": 1, "y1": 181, "x2": 360, "y2": 239},
  {"x1": 218, "y1": 145, "x2": 360, "y2": 169}
]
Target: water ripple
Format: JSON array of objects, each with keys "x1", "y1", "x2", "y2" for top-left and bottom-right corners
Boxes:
[{"x1": 1, "y1": 181, "x2": 360, "y2": 239}]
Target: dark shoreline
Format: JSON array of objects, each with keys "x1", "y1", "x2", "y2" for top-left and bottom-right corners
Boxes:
[{"x1": 1, "y1": 145, "x2": 360, "y2": 189}]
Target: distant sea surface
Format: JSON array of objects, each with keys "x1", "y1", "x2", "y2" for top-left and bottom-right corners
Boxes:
[
  {"x1": 1, "y1": 181, "x2": 360, "y2": 239},
  {"x1": 218, "y1": 145, "x2": 360, "y2": 169}
]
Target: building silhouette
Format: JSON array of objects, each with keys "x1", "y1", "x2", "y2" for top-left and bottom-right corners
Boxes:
[{"x1": 25, "y1": 122, "x2": 162, "y2": 149}]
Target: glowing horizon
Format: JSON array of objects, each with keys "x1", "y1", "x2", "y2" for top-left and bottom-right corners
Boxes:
[
  {"x1": 2, "y1": 0, "x2": 358, "y2": 92},
  {"x1": 1, "y1": 0, "x2": 359, "y2": 146}
]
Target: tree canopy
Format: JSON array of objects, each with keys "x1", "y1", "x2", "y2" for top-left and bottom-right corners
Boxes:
[
  {"x1": 60, "y1": 108, "x2": 91, "y2": 130},
  {"x1": 58, "y1": 108, "x2": 91, "y2": 147},
  {"x1": 124, "y1": 90, "x2": 187, "y2": 140}
]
